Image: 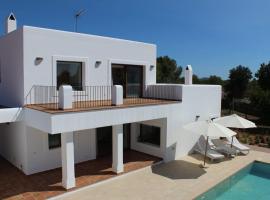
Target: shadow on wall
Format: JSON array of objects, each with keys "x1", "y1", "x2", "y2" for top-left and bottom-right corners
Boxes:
[
  {"x1": 151, "y1": 160, "x2": 206, "y2": 179},
  {"x1": 188, "y1": 141, "x2": 199, "y2": 155},
  {"x1": 164, "y1": 142, "x2": 177, "y2": 162}
]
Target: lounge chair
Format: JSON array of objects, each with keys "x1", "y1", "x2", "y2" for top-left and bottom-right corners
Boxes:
[
  {"x1": 211, "y1": 139, "x2": 239, "y2": 157},
  {"x1": 225, "y1": 137, "x2": 250, "y2": 155},
  {"x1": 194, "y1": 136, "x2": 225, "y2": 162}
]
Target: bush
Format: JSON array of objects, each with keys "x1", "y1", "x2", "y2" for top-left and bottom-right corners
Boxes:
[
  {"x1": 250, "y1": 89, "x2": 270, "y2": 123},
  {"x1": 255, "y1": 135, "x2": 260, "y2": 144}
]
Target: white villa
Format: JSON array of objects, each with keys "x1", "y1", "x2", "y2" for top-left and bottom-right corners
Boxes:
[{"x1": 0, "y1": 13, "x2": 221, "y2": 189}]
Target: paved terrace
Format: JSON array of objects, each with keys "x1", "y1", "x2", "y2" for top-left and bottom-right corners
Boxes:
[
  {"x1": 25, "y1": 98, "x2": 180, "y2": 114},
  {"x1": 0, "y1": 150, "x2": 160, "y2": 200},
  {"x1": 52, "y1": 149, "x2": 270, "y2": 200}
]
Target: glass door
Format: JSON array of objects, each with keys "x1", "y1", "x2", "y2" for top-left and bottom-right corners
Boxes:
[
  {"x1": 112, "y1": 65, "x2": 127, "y2": 97},
  {"x1": 126, "y1": 66, "x2": 143, "y2": 98},
  {"x1": 112, "y1": 64, "x2": 143, "y2": 98}
]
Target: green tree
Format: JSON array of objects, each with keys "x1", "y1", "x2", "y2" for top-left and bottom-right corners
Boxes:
[
  {"x1": 255, "y1": 62, "x2": 270, "y2": 91},
  {"x1": 250, "y1": 88, "x2": 270, "y2": 124},
  {"x1": 156, "y1": 56, "x2": 182, "y2": 83},
  {"x1": 199, "y1": 75, "x2": 224, "y2": 85},
  {"x1": 225, "y1": 65, "x2": 252, "y2": 111}
]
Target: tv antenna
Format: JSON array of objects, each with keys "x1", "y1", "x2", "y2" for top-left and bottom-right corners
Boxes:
[{"x1": 74, "y1": 9, "x2": 86, "y2": 32}]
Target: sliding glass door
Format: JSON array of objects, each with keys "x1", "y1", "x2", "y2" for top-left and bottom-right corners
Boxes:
[{"x1": 112, "y1": 65, "x2": 143, "y2": 98}]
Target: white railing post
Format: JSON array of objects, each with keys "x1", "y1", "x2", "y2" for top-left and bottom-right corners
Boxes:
[
  {"x1": 112, "y1": 85, "x2": 123, "y2": 106},
  {"x1": 59, "y1": 85, "x2": 73, "y2": 110}
]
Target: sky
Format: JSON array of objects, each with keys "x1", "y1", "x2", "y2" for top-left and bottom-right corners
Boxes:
[{"x1": 0, "y1": 0, "x2": 269, "y2": 79}]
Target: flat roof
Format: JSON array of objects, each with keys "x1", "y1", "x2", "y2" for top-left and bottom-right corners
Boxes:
[{"x1": 1, "y1": 25, "x2": 156, "y2": 48}]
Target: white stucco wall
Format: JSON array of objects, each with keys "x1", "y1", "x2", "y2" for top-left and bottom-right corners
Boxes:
[
  {"x1": 130, "y1": 119, "x2": 167, "y2": 158},
  {"x1": 22, "y1": 26, "x2": 157, "y2": 101},
  {"x1": 23, "y1": 84, "x2": 221, "y2": 163},
  {"x1": 0, "y1": 28, "x2": 24, "y2": 107},
  {"x1": 164, "y1": 85, "x2": 222, "y2": 161},
  {"x1": 0, "y1": 84, "x2": 221, "y2": 174},
  {"x1": 25, "y1": 126, "x2": 96, "y2": 175},
  {"x1": 0, "y1": 122, "x2": 28, "y2": 173}
]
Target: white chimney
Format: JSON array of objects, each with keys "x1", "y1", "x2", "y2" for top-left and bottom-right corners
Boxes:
[
  {"x1": 185, "y1": 65, "x2": 193, "y2": 85},
  {"x1": 5, "y1": 13, "x2": 17, "y2": 34}
]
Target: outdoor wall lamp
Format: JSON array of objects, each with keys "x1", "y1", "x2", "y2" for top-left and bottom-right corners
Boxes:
[
  {"x1": 95, "y1": 61, "x2": 102, "y2": 68},
  {"x1": 150, "y1": 65, "x2": 155, "y2": 71},
  {"x1": 195, "y1": 115, "x2": 200, "y2": 121},
  {"x1": 35, "y1": 57, "x2": 43, "y2": 65}
]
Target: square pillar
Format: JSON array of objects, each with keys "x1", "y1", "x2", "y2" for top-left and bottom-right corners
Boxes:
[
  {"x1": 61, "y1": 132, "x2": 75, "y2": 189},
  {"x1": 112, "y1": 85, "x2": 123, "y2": 106},
  {"x1": 59, "y1": 85, "x2": 73, "y2": 110},
  {"x1": 112, "y1": 124, "x2": 124, "y2": 173}
]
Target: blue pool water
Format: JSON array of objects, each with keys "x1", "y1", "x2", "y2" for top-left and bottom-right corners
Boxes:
[{"x1": 196, "y1": 161, "x2": 270, "y2": 200}]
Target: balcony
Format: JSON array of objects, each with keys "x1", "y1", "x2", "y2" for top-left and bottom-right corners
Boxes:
[{"x1": 24, "y1": 85, "x2": 182, "y2": 114}]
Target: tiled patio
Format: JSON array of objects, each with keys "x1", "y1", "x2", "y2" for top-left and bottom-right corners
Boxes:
[
  {"x1": 53, "y1": 149, "x2": 270, "y2": 200},
  {"x1": 0, "y1": 150, "x2": 161, "y2": 200}
]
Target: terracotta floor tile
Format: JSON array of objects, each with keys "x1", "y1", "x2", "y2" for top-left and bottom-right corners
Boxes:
[{"x1": 0, "y1": 150, "x2": 160, "y2": 200}]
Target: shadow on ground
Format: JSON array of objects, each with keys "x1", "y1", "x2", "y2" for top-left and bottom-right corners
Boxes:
[{"x1": 151, "y1": 160, "x2": 206, "y2": 179}]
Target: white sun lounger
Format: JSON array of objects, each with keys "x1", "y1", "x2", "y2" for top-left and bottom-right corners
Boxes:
[
  {"x1": 194, "y1": 136, "x2": 225, "y2": 162},
  {"x1": 211, "y1": 139, "x2": 239, "y2": 157},
  {"x1": 225, "y1": 137, "x2": 250, "y2": 155}
]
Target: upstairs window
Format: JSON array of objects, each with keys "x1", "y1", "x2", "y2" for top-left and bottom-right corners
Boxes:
[{"x1": 57, "y1": 61, "x2": 82, "y2": 90}]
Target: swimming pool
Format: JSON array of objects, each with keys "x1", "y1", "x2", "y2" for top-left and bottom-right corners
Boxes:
[{"x1": 196, "y1": 161, "x2": 270, "y2": 200}]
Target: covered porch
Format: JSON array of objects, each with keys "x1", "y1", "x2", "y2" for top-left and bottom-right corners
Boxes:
[
  {"x1": 0, "y1": 150, "x2": 160, "y2": 200},
  {"x1": 60, "y1": 120, "x2": 166, "y2": 190}
]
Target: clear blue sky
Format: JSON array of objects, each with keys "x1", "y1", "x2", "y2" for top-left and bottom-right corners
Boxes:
[{"x1": 0, "y1": 0, "x2": 269, "y2": 79}]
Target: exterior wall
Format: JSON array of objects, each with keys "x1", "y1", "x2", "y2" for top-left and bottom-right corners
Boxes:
[
  {"x1": 25, "y1": 126, "x2": 96, "y2": 175},
  {"x1": 130, "y1": 119, "x2": 166, "y2": 158},
  {"x1": 0, "y1": 122, "x2": 28, "y2": 173},
  {"x1": 22, "y1": 26, "x2": 157, "y2": 101},
  {"x1": 24, "y1": 85, "x2": 221, "y2": 163},
  {"x1": 0, "y1": 84, "x2": 221, "y2": 174},
  {"x1": 0, "y1": 28, "x2": 24, "y2": 107},
  {"x1": 164, "y1": 85, "x2": 222, "y2": 161}
]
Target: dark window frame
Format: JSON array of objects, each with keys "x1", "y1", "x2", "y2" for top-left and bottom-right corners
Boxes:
[
  {"x1": 138, "y1": 124, "x2": 161, "y2": 147},
  {"x1": 111, "y1": 64, "x2": 143, "y2": 98},
  {"x1": 48, "y1": 134, "x2": 61, "y2": 149},
  {"x1": 57, "y1": 61, "x2": 83, "y2": 91}
]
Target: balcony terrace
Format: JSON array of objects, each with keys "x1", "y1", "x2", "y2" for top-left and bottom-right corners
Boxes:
[{"x1": 24, "y1": 85, "x2": 182, "y2": 114}]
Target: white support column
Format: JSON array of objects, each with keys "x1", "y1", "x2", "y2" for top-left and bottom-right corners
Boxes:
[
  {"x1": 112, "y1": 124, "x2": 124, "y2": 173},
  {"x1": 61, "y1": 132, "x2": 75, "y2": 189}
]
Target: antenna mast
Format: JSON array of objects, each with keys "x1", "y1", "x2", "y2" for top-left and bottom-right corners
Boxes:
[{"x1": 74, "y1": 9, "x2": 86, "y2": 32}]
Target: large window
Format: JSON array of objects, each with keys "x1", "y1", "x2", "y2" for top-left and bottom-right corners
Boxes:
[
  {"x1": 138, "y1": 124, "x2": 161, "y2": 147},
  {"x1": 57, "y1": 61, "x2": 82, "y2": 90},
  {"x1": 48, "y1": 134, "x2": 61, "y2": 149}
]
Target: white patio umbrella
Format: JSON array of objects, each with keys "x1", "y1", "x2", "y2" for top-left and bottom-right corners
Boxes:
[
  {"x1": 213, "y1": 114, "x2": 256, "y2": 147},
  {"x1": 213, "y1": 114, "x2": 256, "y2": 129},
  {"x1": 184, "y1": 120, "x2": 237, "y2": 167}
]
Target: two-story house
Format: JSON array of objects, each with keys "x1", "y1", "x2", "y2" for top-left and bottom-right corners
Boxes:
[{"x1": 0, "y1": 13, "x2": 221, "y2": 189}]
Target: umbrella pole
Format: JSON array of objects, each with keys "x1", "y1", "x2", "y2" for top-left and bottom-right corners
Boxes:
[
  {"x1": 203, "y1": 136, "x2": 209, "y2": 167},
  {"x1": 231, "y1": 136, "x2": 234, "y2": 148}
]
